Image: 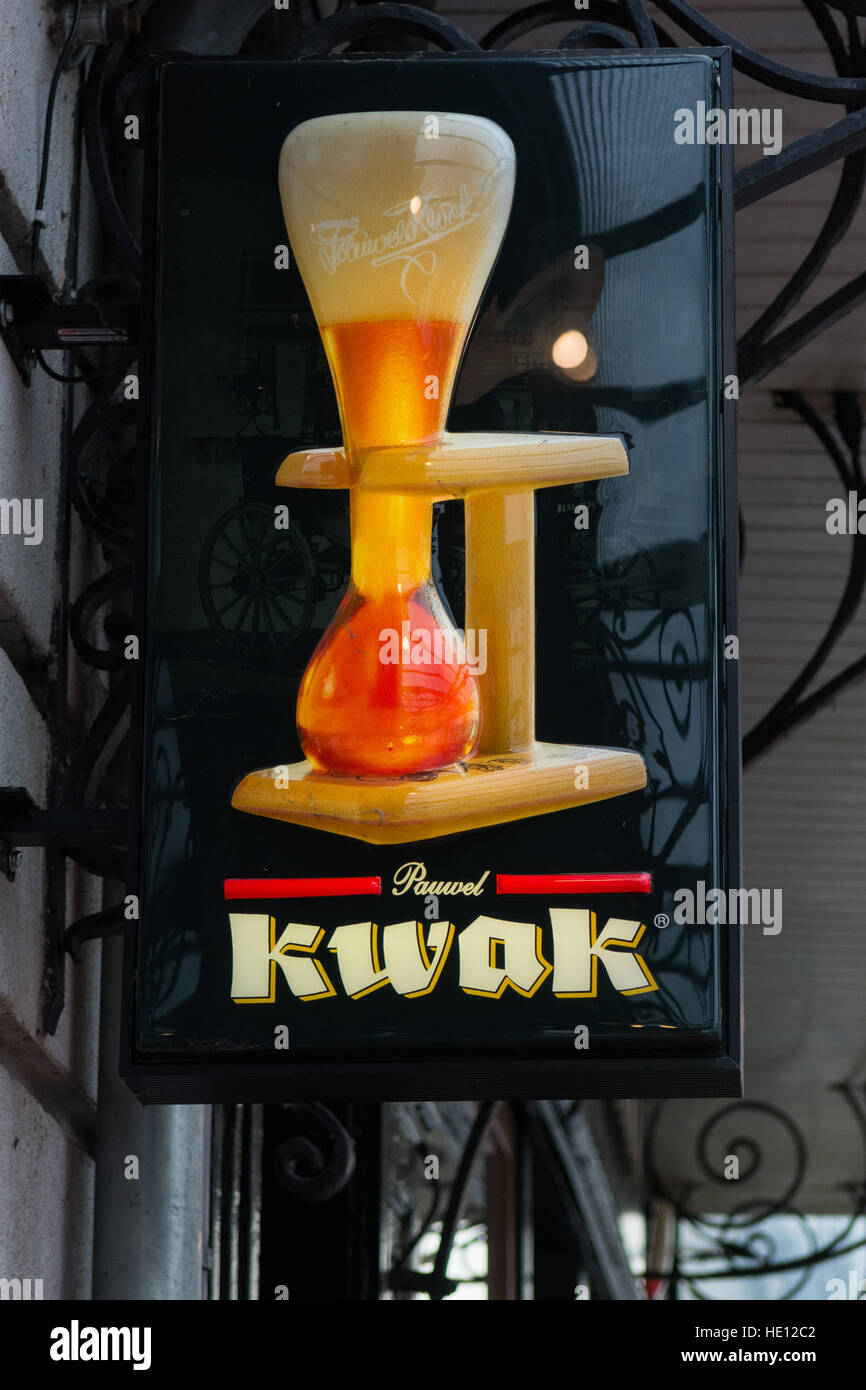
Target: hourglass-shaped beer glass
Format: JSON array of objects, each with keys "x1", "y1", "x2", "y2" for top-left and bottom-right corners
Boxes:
[{"x1": 279, "y1": 111, "x2": 516, "y2": 776}]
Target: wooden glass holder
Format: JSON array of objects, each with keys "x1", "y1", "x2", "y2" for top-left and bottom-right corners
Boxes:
[{"x1": 231, "y1": 431, "x2": 647, "y2": 844}]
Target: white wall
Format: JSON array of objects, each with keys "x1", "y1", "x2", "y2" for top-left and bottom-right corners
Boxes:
[{"x1": 0, "y1": 0, "x2": 103, "y2": 1301}]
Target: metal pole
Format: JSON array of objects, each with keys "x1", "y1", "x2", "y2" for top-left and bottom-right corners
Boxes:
[{"x1": 92, "y1": 925, "x2": 210, "y2": 1300}]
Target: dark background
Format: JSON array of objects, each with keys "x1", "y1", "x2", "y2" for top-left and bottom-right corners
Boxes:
[{"x1": 136, "y1": 52, "x2": 731, "y2": 1064}]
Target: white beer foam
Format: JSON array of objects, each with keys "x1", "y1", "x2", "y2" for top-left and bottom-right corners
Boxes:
[{"x1": 279, "y1": 110, "x2": 516, "y2": 325}]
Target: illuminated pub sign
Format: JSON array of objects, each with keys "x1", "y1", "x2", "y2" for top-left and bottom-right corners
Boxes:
[{"x1": 123, "y1": 48, "x2": 740, "y2": 1101}]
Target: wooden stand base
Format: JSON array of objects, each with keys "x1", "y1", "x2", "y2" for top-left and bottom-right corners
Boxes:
[{"x1": 231, "y1": 743, "x2": 647, "y2": 845}]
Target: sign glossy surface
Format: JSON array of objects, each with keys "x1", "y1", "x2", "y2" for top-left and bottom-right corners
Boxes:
[{"x1": 125, "y1": 50, "x2": 740, "y2": 1100}]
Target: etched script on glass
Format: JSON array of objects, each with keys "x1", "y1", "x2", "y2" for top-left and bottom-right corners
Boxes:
[{"x1": 309, "y1": 186, "x2": 479, "y2": 300}]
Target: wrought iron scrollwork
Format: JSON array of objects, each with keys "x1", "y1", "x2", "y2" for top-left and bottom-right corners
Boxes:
[
  {"x1": 69, "y1": 564, "x2": 134, "y2": 670},
  {"x1": 285, "y1": 2, "x2": 481, "y2": 53},
  {"x1": 646, "y1": 1087, "x2": 866, "y2": 1298},
  {"x1": 273, "y1": 1102, "x2": 357, "y2": 1203},
  {"x1": 483, "y1": 0, "x2": 667, "y2": 50},
  {"x1": 653, "y1": 0, "x2": 866, "y2": 101}
]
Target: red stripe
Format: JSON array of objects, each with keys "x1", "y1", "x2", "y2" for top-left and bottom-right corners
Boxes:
[
  {"x1": 224, "y1": 876, "x2": 381, "y2": 900},
  {"x1": 496, "y1": 872, "x2": 652, "y2": 895}
]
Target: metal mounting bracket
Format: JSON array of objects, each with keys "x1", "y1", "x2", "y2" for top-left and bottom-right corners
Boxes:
[{"x1": 0, "y1": 276, "x2": 138, "y2": 384}]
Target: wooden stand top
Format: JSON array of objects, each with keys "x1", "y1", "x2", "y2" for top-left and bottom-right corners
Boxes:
[
  {"x1": 231, "y1": 742, "x2": 647, "y2": 845},
  {"x1": 275, "y1": 432, "x2": 629, "y2": 495}
]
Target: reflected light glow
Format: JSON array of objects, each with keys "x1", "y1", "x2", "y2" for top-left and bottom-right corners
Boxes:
[{"x1": 552, "y1": 329, "x2": 589, "y2": 369}]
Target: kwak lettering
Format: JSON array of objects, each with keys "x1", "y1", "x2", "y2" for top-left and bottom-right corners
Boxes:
[{"x1": 228, "y1": 868, "x2": 657, "y2": 1004}]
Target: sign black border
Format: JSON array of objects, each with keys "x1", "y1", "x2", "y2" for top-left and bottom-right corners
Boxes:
[{"x1": 122, "y1": 49, "x2": 742, "y2": 1103}]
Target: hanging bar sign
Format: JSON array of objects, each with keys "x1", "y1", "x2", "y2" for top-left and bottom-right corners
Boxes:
[{"x1": 124, "y1": 47, "x2": 741, "y2": 1101}]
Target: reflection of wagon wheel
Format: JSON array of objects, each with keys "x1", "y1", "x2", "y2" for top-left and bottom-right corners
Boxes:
[{"x1": 199, "y1": 503, "x2": 316, "y2": 650}]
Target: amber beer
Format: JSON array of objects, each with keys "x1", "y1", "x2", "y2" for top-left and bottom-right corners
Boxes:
[
  {"x1": 279, "y1": 110, "x2": 516, "y2": 455},
  {"x1": 320, "y1": 319, "x2": 461, "y2": 452}
]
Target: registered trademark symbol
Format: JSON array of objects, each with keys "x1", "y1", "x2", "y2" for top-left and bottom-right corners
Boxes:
[{"x1": 654, "y1": 912, "x2": 670, "y2": 929}]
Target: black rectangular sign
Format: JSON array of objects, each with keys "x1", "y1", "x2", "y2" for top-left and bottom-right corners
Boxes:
[{"x1": 124, "y1": 48, "x2": 741, "y2": 1101}]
